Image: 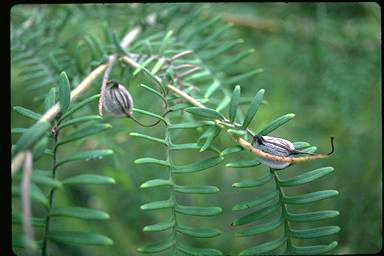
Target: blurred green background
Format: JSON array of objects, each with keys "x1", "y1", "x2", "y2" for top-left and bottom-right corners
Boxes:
[{"x1": 11, "y1": 3, "x2": 381, "y2": 255}]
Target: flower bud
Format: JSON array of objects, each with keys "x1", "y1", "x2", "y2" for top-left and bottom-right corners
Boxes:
[
  {"x1": 252, "y1": 135, "x2": 294, "y2": 169},
  {"x1": 103, "y1": 80, "x2": 134, "y2": 117}
]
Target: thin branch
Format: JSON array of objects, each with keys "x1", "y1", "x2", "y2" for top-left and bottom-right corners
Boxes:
[
  {"x1": 12, "y1": 151, "x2": 26, "y2": 176},
  {"x1": 21, "y1": 151, "x2": 34, "y2": 249}
]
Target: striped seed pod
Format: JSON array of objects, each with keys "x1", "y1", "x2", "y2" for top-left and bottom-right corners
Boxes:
[
  {"x1": 252, "y1": 135, "x2": 295, "y2": 169},
  {"x1": 103, "y1": 80, "x2": 134, "y2": 117}
]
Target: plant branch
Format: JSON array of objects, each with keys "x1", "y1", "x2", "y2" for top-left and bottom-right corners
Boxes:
[{"x1": 21, "y1": 151, "x2": 34, "y2": 249}]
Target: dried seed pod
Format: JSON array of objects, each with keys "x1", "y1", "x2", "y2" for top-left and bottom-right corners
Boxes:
[
  {"x1": 103, "y1": 80, "x2": 134, "y2": 117},
  {"x1": 252, "y1": 135, "x2": 295, "y2": 169}
]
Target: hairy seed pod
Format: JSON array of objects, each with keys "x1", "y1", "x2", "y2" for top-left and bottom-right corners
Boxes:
[
  {"x1": 252, "y1": 135, "x2": 295, "y2": 169},
  {"x1": 103, "y1": 80, "x2": 134, "y2": 117}
]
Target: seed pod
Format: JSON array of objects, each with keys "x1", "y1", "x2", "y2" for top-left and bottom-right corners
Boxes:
[
  {"x1": 103, "y1": 80, "x2": 134, "y2": 117},
  {"x1": 252, "y1": 135, "x2": 295, "y2": 169}
]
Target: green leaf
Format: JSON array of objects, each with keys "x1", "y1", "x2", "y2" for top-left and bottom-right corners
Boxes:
[
  {"x1": 44, "y1": 88, "x2": 56, "y2": 111},
  {"x1": 203, "y1": 39, "x2": 243, "y2": 60},
  {"x1": 12, "y1": 184, "x2": 48, "y2": 207},
  {"x1": 62, "y1": 174, "x2": 115, "y2": 185},
  {"x1": 286, "y1": 210, "x2": 339, "y2": 222},
  {"x1": 57, "y1": 71, "x2": 71, "y2": 114},
  {"x1": 293, "y1": 141, "x2": 311, "y2": 149},
  {"x1": 140, "y1": 179, "x2": 173, "y2": 189},
  {"x1": 168, "y1": 121, "x2": 215, "y2": 129},
  {"x1": 176, "y1": 242, "x2": 223, "y2": 256},
  {"x1": 134, "y1": 157, "x2": 170, "y2": 167},
  {"x1": 174, "y1": 185, "x2": 219, "y2": 194},
  {"x1": 11, "y1": 128, "x2": 28, "y2": 134},
  {"x1": 283, "y1": 190, "x2": 339, "y2": 205},
  {"x1": 199, "y1": 125, "x2": 221, "y2": 151},
  {"x1": 172, "y1": 156, "x2": 224, "y2": 173},
  {"x1": 225, "y1": 159, "x2": 261, "y2": 168},
  {"x1": 219, "y1": 49, "x2": 255, "y2": 70},
  {"x1": 288, "y1": 241, "x2": 338, "y2": 255},
  {"x1": 32, "y1": 137, "x2": 48, "y2": 160},
  {"x1": 132, "y1": 108, "x2": 167, "y2": 124},
  {"x1": 139, "y1": 83, "x2": 165, "y2": 100},
  {"x1": 185, "y1": 107, "x2": 225, "y2": 121},
  {"x1": 195, "y1": 23, "x2": 232, "y2": 51},
  {"x1": 257, "y1": 113, "x2": 295, "y2": 136},
  {"x1": 143, "y1": 218, "x2": 176, "y2": 232},
  {"x1": 235, "y1": 214, "x2": 283, "y2": 237},
  {"x1": 224, "y1": 68, "x2": 264, "y2": 85},
  {"x1": 151, "y1": 58, "x2": 166, "y2": 75},
  {"x1": 242, "y1": 89, "x2": 265, "y2": 129},
  {"x1": 204, "y1": 79, "x2": 221, "y2": 99},
  {"x1": 175, "y1": 205, "x2": 222, "y2": 216},
  {"x1": 227, "y1": 129, "x2": 247, "y2": 137},
  {"x1": 12, "y1": 121, "x2": 51, "y2": 156},
  {"x1": 220, "y1": 145, "x2": 244, "y2": 156},
  {"x1": 289, "y1": 226, "x2": 341, "y2": 239},
  {"x1": 229, "y1": 85, "x2": 241, "y2": 123},
  {"x1": 231, "y1": 202, "x2": 280, "y2": 226},
  {"x1": 277, "y1": 167, "x2": 335, "y2": 187},
  {"x1": 233, "y1": 191, "x2": 278, "y2": 211},
  {"x1": 133, "y1": 57, "x2": 155, "y2": 76},
  {"x1": 176, "y1": 225, "x2": 221, "y2": 238},
  {"x1": 232, "y1": 173, "x2": 273, "y2": 188},
  {"x1": 47, "y1": 231, "x2": 113, "y2": 246},
  {"x1": 130, "y1": 132, "x2": 167, "y2": 145},
  {"x1": 49, "y1": 207, "x2": 109, "y2": 220},
  {"x1": 59, "y1": 94, "x2": 99, "y2": 121},
  {"x1": 55, "y1": 149, "x2": 114, "y2": 168},
  {"x1": 31, "y1": 174, "x2": 62, "y2": 188},
  {"x1": 137, "y1": 237, "x2": 176, "y2": 253},
  {"x1": 13, "y1": 106, "x2": 42, "y2": 121},
  {"x1": 140, "y1": 199, "x2": 175, "y2": 210},
  {"x1": 58, "y1": 115, "x2": 102, "y2": 130},
  {"x1": 12, "y1": 212, "x2": 45, "y2": 227},
  {"x1": 56, "y1": 124, "x2": 111, "y2": 147},
  {"x1": 239, "y1": 236, "x2": 287, "y2": 255}
]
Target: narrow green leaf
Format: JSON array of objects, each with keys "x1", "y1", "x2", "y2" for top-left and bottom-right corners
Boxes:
[
  {"x1": 133, "y1": 57, "x2": 155, "y2": 76},
  {"x1": 168, "y1": 121, "x2": 215, "y2": 129},
  {"x1": 31, "y1": 174, "x2": 62, "y2": 188},
  {"x1": 11, "y1": 128, "x2": 28, "y2": 134},
  {"x1": 204, "y1": 79, "x2": 221, "y2": 99},
  {"x1": 229, "y1": 85, "x2": 241, "y2": 123},
  {"x1": 226, "y1": 159, "x2": 261, "y2": 168},
  {"x1": 183, "y1": 16, "x2": 220, "y2": 42},
  {"x1": 143, "y1": 218, "x2": 176, "y2": 232},
  {"x1": 219, "y1": 49, "x2": 255, "y2": 70},
  {"x1": 221, "y1": 145, "x2": 244, "y2": 156},
  {"x1": 44, "y1": 88, "x2": 56, "y2": 112},
  {"x1": 235, "y1": 214, "x2": 283, "y2": 237},
  {"x1": 151, "y1": 58, "x2": 166, "y2": 75},
  {"x1": 231, "y1": 202, "x2": 280, "y2": 226},
  {"x1": 172, "y1": 156, "x2": 224, "y2": 173},
  {"x1": 140, "y1": 200, "x2": 175, "y2": 210},
  {"x1": 199, "y1": 126, "x2": 221, "y2": 152},
  {"x1": 233, "y1": 191, "x2": 278, "y2": 211},
  {"x1": 59, "y1": 94, "x2": 100, "y2": 121},
  {"x1": 239, "y1": 236, "x2": 287, "y2": 255},
  {"x1": 278, "y1": 167, "x2": 334, "y2": 187},
  {"x1": 177, "y1": 225, "x2": 221, "y2": 238},
  {"x1": 283, "y1": 190, "x2": 339, "y2": 205},
  {"x1": 289, "y1": 241, "x2": 338, "y2": 255},
  {"x1": 177, "y1": 242, "x2": 223, "y2": 256},
  {"x1": 32, "y1": 137, "x2": 48, "y2": 160},
  {"x1": 12, "y1": 184, "x2": 48, "y2": 207},
  {"x1": 139, "y1": 83, "x2": 165, "y2": 100},
  {"x1": 232, "y1": 173, "x2": 273, "y2": 188},
  {"x1": 258, "y1": 113, "x2": 295, "y2": 136},
  {"x1": 195, "y1": 24, "x2": 231, "y2": 51},
  {"x1": 227, "y1": 129, "x2": 247, "y2": 137},
  {"x1": 184, "y1": 70, "x2": 210, "y2": 82},
  {"x1": 293, "y1": 141, "x2": 311, "y2": 149},
  {"x1": 175, "y1": 205, "x2": 222, "y2": 216},
  {"x1": 140, "y1": 179, "x2": 173, "y2": 189},
  {"x1": 62, "y1": 174, "x2": 115, "y2": 185},
  {"x1": 13, "y1": 106, "x2": 42, "y2": 121},
  {"x1": 57, "y1": 72, "x2": 71, "y2": 114},
  {"x1": 203, "y1": 39, "x2": 243, "y2": 60},
  {"x1": 224, "y1": 68, "x2": 264, "y2": 85},
  {"x1": 134, "y1": 157, "x2": 170, "y2": 167},
  {"x1": 242, "y1": 89, "x2": 265, "y2": 129},
  {"x1": 58, "y1": 115, "x2": 102, "y2": 130},
  {"x1": 174, "y1": 185, "x2": 219, "y2": 194},
  {"x1": 130, "y1": 132, "x2": 167, "y2": 145},
  {"x1": 132, "y1": 108, "x2": 167, "y2": 124},
  {"x1": 216, "y1": 92, "x2": 232, "y2": 112},
  {"x1": 47, "y1": 231, "x2": 113, "y2": 246},
  {"x1": 56, "y1": 124, "x2": 111, "y2": 147},
  {"x1": 55, "y1": 149, "x2": 114, "y2": 168},
  {"x1": 137, "y1": 237, "x2": 176, "y2": 253},
  {"x1": 287, "y1": 210, "x2": 339, "y2": 222},
  {"x1": 289, "y1": 226, "x2": 341, "y2": 239},
  {"x1": 12, "y1": 121, "x2": 51, "y2": 156},
  {"x1": 185, "y1": 107, "x2": 225, "y2": 120},
  {"x1": 50, "y1": 207, "x2": 109, "y2": 220},
  {"x1": 12, "y1": 212, "x2": 45, "y2": 227}
]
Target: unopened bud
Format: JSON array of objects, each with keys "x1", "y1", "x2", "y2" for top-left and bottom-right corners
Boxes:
[{"x1": 103, "y1": 80, "x2": 134, "y2": 117}]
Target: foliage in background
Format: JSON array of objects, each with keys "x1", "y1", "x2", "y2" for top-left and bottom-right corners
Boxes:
[{"x1": 11, "y1": 3, "x2": 381, "y2": 255}]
